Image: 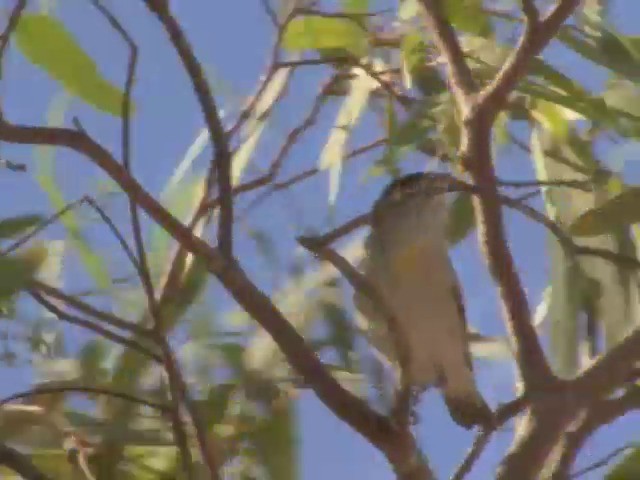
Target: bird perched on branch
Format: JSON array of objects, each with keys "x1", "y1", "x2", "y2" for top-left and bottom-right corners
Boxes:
[{"x1": 354, "y1": 172, "x2": 493, "y2": 429}]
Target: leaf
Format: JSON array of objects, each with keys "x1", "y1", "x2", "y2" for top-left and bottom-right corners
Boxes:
[
  {"x1": 319, "y1": 65, "x2": 378, "y2": 204},
  {"x1": 15, "y1": 14, "x2": 129, "y2": 116},
  {"x1": 251, "y1": 400, "x2": 298, "y2": 480},
  {"x1": 0, "y1": 214, "x2": 44, "y2": 240},
  {"x1": 36, "y1": 93, "x2": 111, "y2": 290},
  {"x1": 570, "y1": 187, "x2": 640, "y2": 236},
  {"x1": 0, "y1": 244, "x2": 48, "y2": 300},
  {"x1": 606, "y1": 446, "x2": 640, "y2": 480},
  {"x1": 444, "y1": 0, "x2": 492, "y2": 37},
  {"x1": 342, "y1": 0, "x2": 369, "y2": 13},
  {"x1": 204, "y1": 383, "x2": 236, "y2": 427},
  {"x1": 282, "y1": 15, "x2": 369, "y2": 57},
  {"x1": 558, "y1": 27, "x2": 640, "y2": 82},
  {"x1": 233, "y1": 66, "x2": 292, "y2": 184},
  {"x1": 321, "y1": 300, "x2": 356, "y2": 370},
  {"x1": 447, "y1": 193, "x2": 475, "y2": 245}
]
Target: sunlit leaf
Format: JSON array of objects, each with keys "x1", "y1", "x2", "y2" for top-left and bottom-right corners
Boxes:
[
  {"x1": 15, "y1": 14, "x2": 129, "y2": 116},
  {"x1": 233, "y1": 66, "x2": 292, "y2": 184},
  {"x1": 319, "y1": 65, "x2": 378, "y2": 204},
  {"x1": 282, "y1": 15, "x2": 369, "y2": 57}
]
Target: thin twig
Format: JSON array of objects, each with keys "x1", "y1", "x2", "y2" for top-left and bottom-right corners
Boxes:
[
  {"x1": 0, "y1": 0, "x2": 27, "y2": 81},
  {"x1": 570, "y1": 444, "x2": 637, "y2": 478},
  {"x1": 0, "y1": 385, "x2": 171, "y2": 412},
  {"x1": 94, "y1": 3, "x2": 202, "y2": 477},
  {"x1": 30, "y1": 289, "x2": 163, "y2": 362},
  {"x1": 31, "y1": 280, "x2": 150, "y2": 335},
  {"x1": 0, "y1": 197, "x2": 86, "y2": 256},
  {"x1": 452, "y1": 396, "x2": 527, "y2": 480}
]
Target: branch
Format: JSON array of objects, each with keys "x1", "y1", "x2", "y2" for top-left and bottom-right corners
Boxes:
[
  {"x1": 477, "y1": 0, "x2": 581, "y2": 118},
  {"x1": 417, "y1": 0, "x2": 476, "y2": 106},
  {"x1": 0, "y1": 385, "x2": 171, "y2": 413},
  {"x1": 452, "y1": 396, "x2": 527, "y2": 480},
  {"x1": 0, "y1": 118, "x2": 403, "y2": 477},
  {"x1": 143, "y1": 0, "x2": 234, "y2": 258},
  {"x1": 552, "y1": 387, "x2": 640, "y2": 478},
  {"x1": 571, "y1": 329, "x2": 640, "y2": 399},
  {"x1": 0, "y1": 443, "x2": 53, "y2": 480},
  {"x1": 29, "y1": 289, "x2": 163, "y2": 362},
  {"x1": 0, "y1": 0, "x2": 27, "y2": 80}
]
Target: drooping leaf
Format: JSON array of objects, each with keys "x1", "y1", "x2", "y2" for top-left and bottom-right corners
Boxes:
[
  {"x1": 319, "y1": 65, "x2": 378, "y2": 204},
  {"x1": 0, "y1": 244, "x2": 48, "y2": 300},
  {"x1": 0, "y1": 214, "x2": 44, "y2": 240},
  {"x1": 558, "y1": 27, "x2": 640, "y2": 82},
  {"x1": 15, "y1": 14, "x2": 129, "y2": 116},
  {"x1": 570, "y1": 187, "x2": 640, "y2": 236},
  {"x1": 36, "y1": 93, "x2": 111, "y2": 290},
  {"x1": 233, "y1": 66, "x2": 292, "y2": 184},
  {"x1": 282, "y1": 15, "x2": 369, "y2": 57},
  {"x1": 447, "y1": 193, "x2": 475, "y2": 245},
  {"x1": 251, "y1": 399, "x2": 298, "y2": 480}
]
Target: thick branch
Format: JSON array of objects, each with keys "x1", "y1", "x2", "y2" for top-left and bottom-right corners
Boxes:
[{"x1": 0, "y1": 443, "x2": 53, "y2": 480}]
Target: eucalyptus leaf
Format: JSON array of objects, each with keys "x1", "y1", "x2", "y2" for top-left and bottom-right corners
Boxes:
[{"x1": 15, "y1": 14, "x2": 129, "y2": 116}]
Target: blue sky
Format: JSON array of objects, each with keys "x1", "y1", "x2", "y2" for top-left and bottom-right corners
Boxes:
[{"x1": 1, "y1": 0, "x2": 639, "y2": 479}]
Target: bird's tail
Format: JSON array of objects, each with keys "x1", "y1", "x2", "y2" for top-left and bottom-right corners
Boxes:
[{"x1": 443, "y1": 388, "x2": 494, "y2": 430}]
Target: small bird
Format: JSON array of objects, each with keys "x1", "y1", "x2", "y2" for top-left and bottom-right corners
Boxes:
[{"x1": 354, "y1": 172, "x2": 493, "y2": 429}]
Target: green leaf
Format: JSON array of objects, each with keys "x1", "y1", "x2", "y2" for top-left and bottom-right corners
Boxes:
[
  {"x1": 606, "y1": 446, "x2": 640, "y2": 480},
  {"x1": 444, "y1": 0, "x2": 492, "y2": 37},
  {"x1": 447, "y1": 193, "x2": 476, "y2": 245},
  {"x1": 282, "y1": 16, "x2": 369, "y2": 57},
  {"x1": 559, "y1": 27, "x2": 640, "y2": 82},
  {"x1": 204, "y1": 383, "x2": 235, "y2": 427},
  {"x1": 342, "y1": 0, "x2": 369, "y2": 13},
  {"x1": 15, "y1": 14, "x2": 129, "y2": 116},
  {"x1": 36, "y1": 93, "x2": 111, "y2": 290},
  {"x1": 570, "y1": 187, "x2": 640, "y2": 236},
  {"x1": 0, "y1": 214, "x2": 44, "y2": 240},
  {"x1": 251, "y1": 400, "x2": 298, "y2": 480},
  {"x1": 0, "y1": 244, "x2": 48, "y2": 300},
  {"x1": 321, "y1": 300, "x2": 356, "y2": 370}
]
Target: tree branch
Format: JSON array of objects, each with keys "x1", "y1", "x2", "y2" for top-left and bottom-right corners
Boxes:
[
  {"x1": 0, "y1": 443, "x2": 53, "y2": 480},
  {"x1": 417, "y1": 0, "x2": 476, "y2": 106},
  {"x1": 142, "y1": 0, "x2": 234, "y2": 258},
  {"x1": 477, "y1": 0, "x2": 581, "y2": 118}
]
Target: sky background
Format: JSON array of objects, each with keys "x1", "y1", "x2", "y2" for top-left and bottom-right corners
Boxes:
[{"x1": 1, "y1": 0, "x2": 640, "y2": 479}]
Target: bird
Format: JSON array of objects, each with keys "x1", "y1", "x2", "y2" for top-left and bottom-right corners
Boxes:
[{"x1": 353, "y1": 172, "x2": 494, "y2": 429}]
